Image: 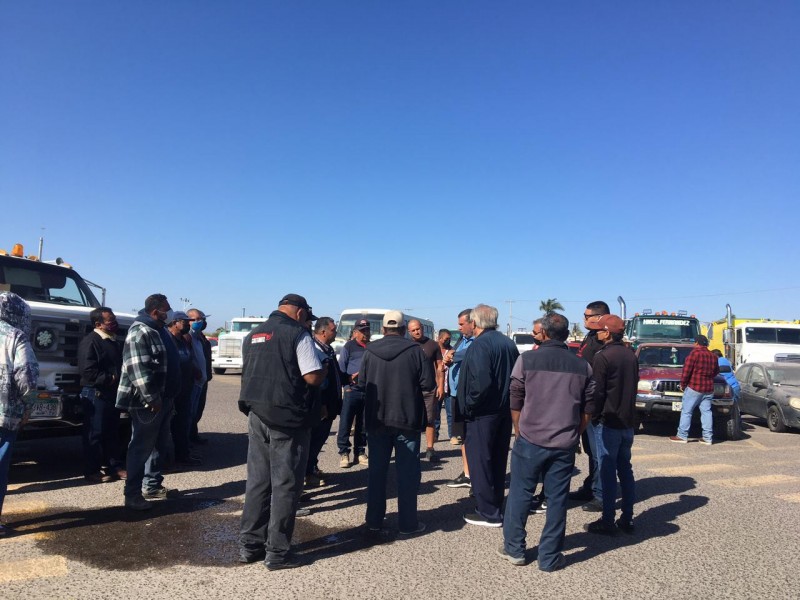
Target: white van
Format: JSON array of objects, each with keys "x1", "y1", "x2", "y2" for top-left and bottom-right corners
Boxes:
[{"x1": 334, "y1": 308, "x2": 435, "y2": 356}]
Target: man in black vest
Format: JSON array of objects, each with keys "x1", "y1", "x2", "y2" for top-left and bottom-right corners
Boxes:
[{"x1": 237, "y1": 294, "x2": 326, "y2": 570}]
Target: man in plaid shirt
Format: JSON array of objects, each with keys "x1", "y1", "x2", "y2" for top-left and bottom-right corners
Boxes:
[
  {"x1": 116, "y1": 293, "x2": 179, "y2": 510},
  {"x1": 670, "y1": 335, "x2": 720, "y2": 445}
]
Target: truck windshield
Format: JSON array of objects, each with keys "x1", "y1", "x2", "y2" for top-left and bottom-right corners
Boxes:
[
  {"x1": 513, "y1": 334, "x2": 535, "y2": 345},
  {"x1": 638, "y1": 346, "x2": 694, "y2": 367},
  {"x1": 231, "y1": 321, "x2": 263, "y2": 332},
  {"x1": 338, "y1": 313, "x2": 385, "y2": 341},
  {"x1": 632, "y1": 318, "x2": 699, "y2": 341},
  {"x1": 0, "y1": 259, "x2": 98, "y2": 307},
  {"x1": 745, "y1": 327, "x2": 800, "y2": 345}
]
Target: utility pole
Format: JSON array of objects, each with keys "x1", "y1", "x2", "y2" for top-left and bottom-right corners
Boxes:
[
  {"x1": 242, "y1": 307, "x2": 246, "y2": 318},
  {"x1": 180, "y1": 297, "x2": 191, "y2": 310},
  {"x1": 505, "y1": 300, "x2": 514, "y2": 336}
]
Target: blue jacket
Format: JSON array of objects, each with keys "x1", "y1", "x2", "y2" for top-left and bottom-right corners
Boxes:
[
  {"x1": 457, "y1": 329, "x2": 519, "y2": 419},
  {"x1": 448, "y1": 335, "x2": 474, "y2": 394},
  {"x1": 718, "y1": 357, "x2": 741, "y2": 393}
]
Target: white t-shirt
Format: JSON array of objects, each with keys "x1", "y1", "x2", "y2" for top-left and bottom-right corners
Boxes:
[{"x1": 296, "y1": 332, "x2": 323, "y2": 375}]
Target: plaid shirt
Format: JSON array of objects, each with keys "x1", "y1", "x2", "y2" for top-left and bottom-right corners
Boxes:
[
  {"x1": 115, "y1": 320, "x2": 168, "y2": 410},
  {"x1": 681, "y1": 345, "x2": 719, "y2": 394}
]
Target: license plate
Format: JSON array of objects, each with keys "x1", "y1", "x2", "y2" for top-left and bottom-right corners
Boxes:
[
  {"x1": 30, "y1": 400, "x2": 61, "y2": 419},
  {"x1": 664, "y1": 391, "x2": 683, "y2": 397},
  {"x1": 672, "y1": 401, "x2": 683, "y2": 412}
]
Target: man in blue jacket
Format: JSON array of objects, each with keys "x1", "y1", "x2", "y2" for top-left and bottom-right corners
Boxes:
[{"x1": 458, "y1": 304, "x2": 519, "y2": 527}]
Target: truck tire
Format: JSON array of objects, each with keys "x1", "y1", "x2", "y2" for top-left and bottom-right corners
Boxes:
[
  {"x1": 767, "y1": 405, "x2": 787, "y2": 433},
  {"x1": 213, "y1": 367, "x2": 226, "y2": 375},
  {"x1": 725, "y1": 405, "x2": 742, "y2": 440}
]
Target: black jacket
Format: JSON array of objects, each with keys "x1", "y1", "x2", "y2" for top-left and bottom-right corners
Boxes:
[
  {"x1": 578, "y1": 331, "x2": 604, "y2": 365},
  {"x1": 457, "y1": 329, "x2": 520, "y2": 419},
  {"x1": 314, "y1": 337, "x2": 347, "y2": 418},
  {"x1": 360, "y1": 334, "x2": 434, "y2": 433},
  {"x1": 590, "y1": 342, "x2": 639, "y2": 429},
  {"x1": 238, "y1": 310, "x2": 320, "y2": 429},
  {"x1": 78, "y1": 331, "x2": 122, "y2": 400}
]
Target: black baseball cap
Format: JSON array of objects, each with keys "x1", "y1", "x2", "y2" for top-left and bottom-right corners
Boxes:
[{"x1": 279, "y1": 293, "x2": 318, "y2": 321}]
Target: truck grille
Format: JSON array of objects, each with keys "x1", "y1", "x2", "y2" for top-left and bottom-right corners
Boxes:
[
  {"x1": 219, "y1": 338, "x2": 242, "y2": 358},
  {"x1": 654, "y1": 380, "x2": 681, "y2": 394},
  {"x1": 775, "y1": 354, "x2": 800, "y2": 363}
]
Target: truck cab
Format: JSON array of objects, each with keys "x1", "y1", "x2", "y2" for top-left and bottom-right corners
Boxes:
[
  {"x1": 0, "y1": 244, "x2": 133, "y2": 437},
  {"x1": 212, "y1": 317, "x2": 267, "y2": 374}
]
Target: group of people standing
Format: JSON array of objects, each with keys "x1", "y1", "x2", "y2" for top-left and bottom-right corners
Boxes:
[{"x1": 234, "y1": 294, "x2": 641, "y2": 572}]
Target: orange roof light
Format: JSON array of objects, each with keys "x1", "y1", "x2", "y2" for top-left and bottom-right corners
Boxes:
[{"x1": 11, "y1": 243, "x2": 24, "y2": 257}]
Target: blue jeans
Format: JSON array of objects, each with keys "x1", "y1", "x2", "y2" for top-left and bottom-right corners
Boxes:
[
  {"x1": 124, "y1": 398, "x2": 174, "y2": 498},
  {"x1": 678, "y1": 387, "x2": 713, "y2": 442},
  {"x1": 445, "y1": 396, "x2": 455, "y2": 438},
  {"x1": 337, "y1": 387, "x2": 366, "y2": 456},
  {"x1": 0, "y1": 427, "x2": 19, "y2": 516},
  {"x1": 503, "y1": 435, "x2": 575, "y2": 571},
  {"x1": 594, "y1": 424, "x2": 635, "y2": 525},
  {"x1": 366, "y1": 428, "x2": 421, "y2": 532},
  {"x1": 240, "y1": 413, "x2": 311, "y2": 563},
  {"x1": 584, "y1": 421, "x2": 602, "y2": 501}
]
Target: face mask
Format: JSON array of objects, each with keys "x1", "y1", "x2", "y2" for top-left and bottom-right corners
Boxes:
[
  {"x1": 191, "y1": 321, "x2": 204, "y2": 332},
  {"x1": 102, "y1": 321, "x2": 119, "y2": 334}
]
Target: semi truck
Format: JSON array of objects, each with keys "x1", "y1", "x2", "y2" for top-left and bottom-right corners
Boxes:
[
  {"x1": 707, "y1": 305, "x2": 800, "y2": 368},
  {"x1": 0, "y1": 242, "x2": 134, "y2": 438},
  {"x1": 211, "y1": 316, "x2": 267, "y2": 374}
]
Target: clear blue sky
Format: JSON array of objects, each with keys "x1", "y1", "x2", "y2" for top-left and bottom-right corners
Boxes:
[{"x1": 2, "y1": 2, "x2": 798, "y2": 333}]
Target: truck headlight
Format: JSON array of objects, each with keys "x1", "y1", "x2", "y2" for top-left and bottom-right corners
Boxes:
[
  {"x1": 637, "y1": 380, "x2": 654, "y2": 393},
  {"x1": 789, "y1": 397, "x2": 800, "y2": 410}
]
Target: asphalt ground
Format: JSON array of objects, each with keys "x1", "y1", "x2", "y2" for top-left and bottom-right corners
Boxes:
[{"x1": 2, "y1": 374, "x2": 799, "y2": 599}]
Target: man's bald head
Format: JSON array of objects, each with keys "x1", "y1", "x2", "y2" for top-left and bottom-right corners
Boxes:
[{"x1": 408, "y1": 319, "x2": 424, "y2": 342}]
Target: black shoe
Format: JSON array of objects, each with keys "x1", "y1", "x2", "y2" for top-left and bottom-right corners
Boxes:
[
  {"x1": 176, "y1": 456, "x2": 203, "y2": 467},
  {"x1": 581, "y1": 498, "x2": 603, "y2": 512},
  {"x1": 446, "y1": 472, "x2": 471, "y2": 488},
  {"x1": 568, "y1": 488, "x2": 594, "y2": 501},
  {"x1": 265, "y1": 555, "x2": 304, "y2": 570},
  {"x1": 425, "y1": 448, "x2": 439, "y2": 462},
  {"x1": 463, "y1": 513, "x2": 502, "y2": 528},
  {"x1": 584, "y1": 519, "x2": 617, "y2": 535},
  {"x1": 238, "y1": 549, "x2": 266, "y2": 564},
  {"x1": 530, "y1": 497, "x2": 547, "y2": 515},
  {"x1": 615, "y1": 518, "x2": 635, "y2": 534},
  {"x1": 191, "y1": 436, "x2": 209, "y2": 445},
  {"x1": 295, "y1": 507, "x2": 311, "y2": 517}
]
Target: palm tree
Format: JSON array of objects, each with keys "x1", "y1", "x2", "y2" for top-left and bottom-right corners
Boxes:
[{"x1": 539, "y1": 298, "x2": 564, "y2": 314}]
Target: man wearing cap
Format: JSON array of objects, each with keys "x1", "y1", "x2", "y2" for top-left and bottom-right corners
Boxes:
[
  {"x1": 671, "y1": 335, "x2": 719, "y2": 445},
  {"x1": 187, "y1": 308, "x2": 213, "y2": 445},
  {"x1": 584, "y1": 314, "x2": 638, "y2": 535},
  {"x1": 238, "y1": 294, "x2": 326, "y2": 570},
  {"x1": 458, "y1": 304, "x2": 519, "y2": 528},
  {"x1": 570, "y1": 300, "x2": 611, "y2": 511},
  {"x1": 360, "y1": 310, "x2": 433, "y2": 535},
  {"x1": 337, "y1": 318, "x2": 371, "y2": 468},
  {"x1": 166, "y1": 311, "x2": 199, "y2": 467}
]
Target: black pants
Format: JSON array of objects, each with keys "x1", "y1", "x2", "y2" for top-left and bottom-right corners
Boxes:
[
  {"x1": 191, "y1": 382, "x2": 208, "y2": 440},
  {"x1": 307, "y1": 417, "x2": 335, "y2": 475},
  {"x1": 81, "y1": 387, "x2": 121, "y2": 476},
  {"x1": 464, "y1": 412, "x2": 512, "y2": 521}
]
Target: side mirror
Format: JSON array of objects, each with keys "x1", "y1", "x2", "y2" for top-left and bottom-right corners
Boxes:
[
  {"x1": 753, "y1": 381, "x2": 767, "y2": 390},
  {"x1": 722, "y1": 330, "x2": 733, "y2": 344}
]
